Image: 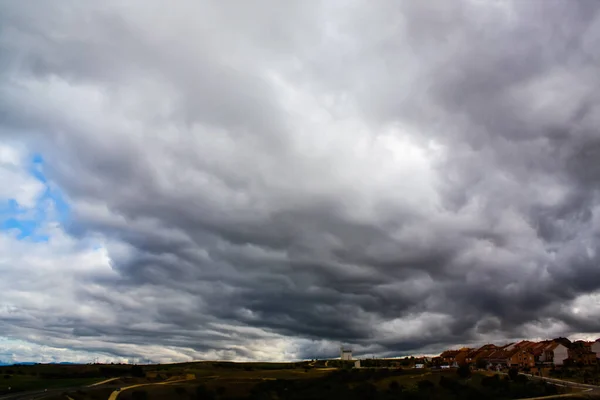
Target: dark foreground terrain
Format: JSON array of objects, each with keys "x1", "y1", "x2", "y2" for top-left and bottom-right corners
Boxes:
[{"x1": 0, "y1": 361, "x2": 591, "y2": 400}]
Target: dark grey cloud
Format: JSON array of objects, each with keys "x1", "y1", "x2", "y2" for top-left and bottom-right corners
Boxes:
[{"x1": 1, "y1": 0, "x2": 600, "y2": 362}]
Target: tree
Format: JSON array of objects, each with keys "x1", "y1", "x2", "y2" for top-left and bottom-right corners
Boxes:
[{"x1": 457, "y1": 365, "x2": 471, "y2": 379}]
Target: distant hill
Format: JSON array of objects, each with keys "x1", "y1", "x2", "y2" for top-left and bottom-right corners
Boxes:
[{"x1": 0, "y1": 361, "x2": 77, "y2": 366}]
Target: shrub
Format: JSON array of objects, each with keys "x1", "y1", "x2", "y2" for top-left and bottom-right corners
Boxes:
[
  {"x1": 195, "y1": 384, "x2": 216, "y2": 400},
  {"x1": 131, "y1": 390, "x2": 148, "y2": 400},
  {"x1": 215, "y1": 386, "x2": 226, "y2": 396},
  {"x1": 515, "y1": 374, "x2": 528, "y2": 384},
  {"x1": 130, "y1": 365, "x2": 145, "y2": 378},
  {"x1": 457, "y1": 365, "x2": 471, "y2": 379},
  {"x1": 439, "y1": 375, "x2": 458, "y2": 390},
  {"x1": 481, "y1": 374, "x2": 501, "y2": 389},
  {"x1": 353, "y1": 382, "x2": 377, "y2": 400},
  {"x1": 417, "y1": 379, "x2": 435, "y2": 390}
]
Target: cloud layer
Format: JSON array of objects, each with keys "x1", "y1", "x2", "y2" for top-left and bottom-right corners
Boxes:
[{"x1": 1, "y1": 0, "x2": 600, "y2": 362}]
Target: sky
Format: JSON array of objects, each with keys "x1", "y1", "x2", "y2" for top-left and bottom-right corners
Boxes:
[{"x1": 1, "y1": 0, "x2": 600, "y2": 364}]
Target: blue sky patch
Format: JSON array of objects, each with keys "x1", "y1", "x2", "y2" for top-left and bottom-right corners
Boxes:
[{"x1": 0, "y1": 153, "x2": 70, "y2": 242}]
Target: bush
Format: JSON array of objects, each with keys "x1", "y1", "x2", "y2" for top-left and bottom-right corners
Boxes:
[
  {"x1": 515, "y1": 374, "x2": 528, "y2": 384},
  {"x1": 439, "y1": 375, "x2": 459, "y2": 391},
  {"x1": 508, "y1": 367, "x2": 519, "y2": 381},
  {"x1": 131, "y1": 390, "x2": 148, "y2": 400},
  {"x1": 481, "y1": 374, "x2": 501, "y2": 388},
  {"x1": 417, "y1": 379, "x2": 435, "y2": 390},
  {"x1": 352, "y1": 382, "x2": 377, "y2": 400},
  {"x1": 457, "y1": 365, "x2": 471, "y2": 379},
  {"x1": 130, "y1": 365, "x2": 145, "y2": 378},
  {"x1": 195, "y1": 384, "x2": 216, "y2": 400}
]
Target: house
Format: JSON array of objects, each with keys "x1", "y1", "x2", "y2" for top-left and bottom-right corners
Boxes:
[
  {"x1": 507, "y1": 349, "x2": 535, "y2": 368},
  {"x1": 568, "y1": 347, "x2": 597, "y2": 366},
  {"x1": 514, "y1": 340, "x2": 535, "y2": 349},
  {"x1": 529, "y1": 341, "x2": 552, "y2": 363},
  {"x1": 468, "y1": 345, "x2": 499, "y2": 367},
  {"x1": 480, "y1": 348, "x2": 535, "y2": 369},
  {"x1": 454, "y1": 348, "x2": 473, "y2": 366},
  {"x1": 542, "y1": 342, "x2": 569, "y2": 366},
  {"x1": 572, "y1": 340, "x2": 592, "y2": 349},
  {"x1": 437, "y1": 338, "x2": 600, "y2": 369},
  {"x1": 464, "y1": 349, "x2": 480, "y2": 365},
  {"x1": 501, "y1": 342, "x2": 519, "y2": 351},
  {"x1": 439, "y1": 350, "x2": 459, "y2": 366},
  {"x1": 483, "y1": 350, "x2": 511, "y2": 369},
  {"x1": 591, "y1": 339, "x2": 600, "y2": 358}
]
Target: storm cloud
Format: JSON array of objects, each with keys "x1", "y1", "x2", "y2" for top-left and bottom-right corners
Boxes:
[{"x1": 1, "y1": 0, "x2": 600, "y2": 362}]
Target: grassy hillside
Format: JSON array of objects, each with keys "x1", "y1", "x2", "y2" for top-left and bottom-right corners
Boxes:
[{"x1": 29, "y1": 362, "x2": 580, "y2": 400}]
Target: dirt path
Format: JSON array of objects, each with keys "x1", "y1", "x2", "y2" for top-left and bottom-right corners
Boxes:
[
  {"x1": 88, "y1": 378, "x2": 120, "y2": 387},
  {"x1": 107, "y1": 377, "x2": 194, "y2": 400},
  {"x1": 517, "y1": 375, "x2": 600, "y2": 400}
]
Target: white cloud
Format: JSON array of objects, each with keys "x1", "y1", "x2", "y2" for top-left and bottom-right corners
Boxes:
[
  {"x1": 0, "y1": 144, "x2": 44, "y2": 208},
  {"x1": 1, "y1": 0, "x2": 600, "y2": 362}
]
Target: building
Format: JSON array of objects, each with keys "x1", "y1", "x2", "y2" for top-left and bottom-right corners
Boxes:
[
  {"x1": 591, "y1": 339, "x2": 600, "y2": 358},
  {"x1": 508, "y1": 349, "x2": 535, "y2": 368},
  {"x1": 568, "y1": 347, "x2": 597, "y2": 366},
  {"x1": 438, "y1": 350, "x2": 459, "y2": 367},
  {"x1": 466, "y1": 345, "x2": 498, "y2": 366},
  {"x1": 455, "y1": 348, "x2": 473, "y2": 366},
  {"x1": 340, "y1": 347, "x2": 352, "y2": 361},
  {"x1": 529, "y1": 341, "x2": 552, "y2": 363},
  {"x1": 437, "y1": 339, "x2": 589, "y2": 369},
  {"x1": 478, "y1": 348, "x2": 535, "y2": 369},
  {"x1": 542, "y1": 342, "x2": 569, "y2": 366}
]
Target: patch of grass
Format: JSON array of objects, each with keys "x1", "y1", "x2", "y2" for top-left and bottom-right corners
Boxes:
[{"x1": 0, "y1": 375, "x2": 103, "y2": 391}]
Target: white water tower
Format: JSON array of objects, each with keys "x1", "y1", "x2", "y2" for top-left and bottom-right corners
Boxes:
[{"x1": 340, "y1": 347, "x2": 352, "y2": 360}]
